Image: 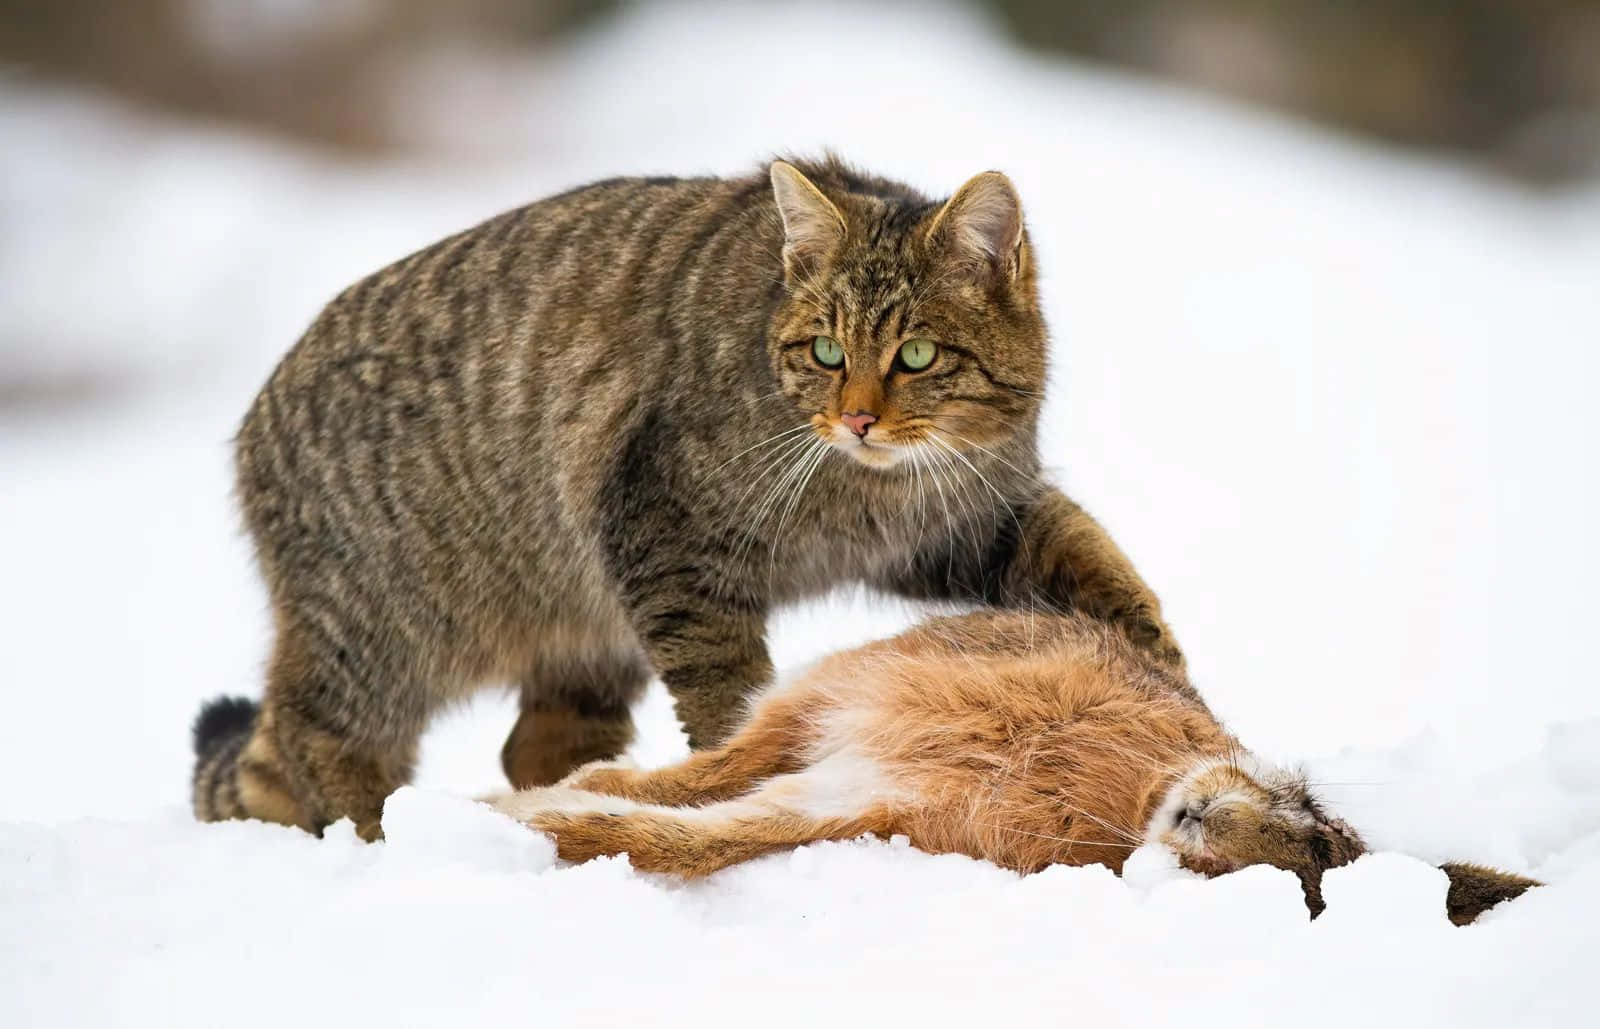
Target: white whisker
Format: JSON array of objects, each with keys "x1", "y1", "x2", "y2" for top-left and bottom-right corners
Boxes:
[
  {"x1": 768, "y1": 439, "x2": 830, "y2": 583},
  {"x1": 710, "y1": 423, "x2": 814, "y2": 474},
  {"x1": 979, "y1": 823, "x2": 1140, "y2": 850},
  {"x1": 733, "y1": 436, "x2": 826, "y2": 582},
  {"x1": 1057, "y1": 802, "x2": 1143, "y2": 844},
  {"x1": 726, "y1": 435, "x2": 822, "y2": 578}
]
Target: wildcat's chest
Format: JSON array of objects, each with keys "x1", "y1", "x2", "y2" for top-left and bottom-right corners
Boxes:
[{"x1": 765, "y1": 477, "x2": 929, "y2": 588}]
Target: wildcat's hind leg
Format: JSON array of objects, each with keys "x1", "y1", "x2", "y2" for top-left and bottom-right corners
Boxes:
[
  {"x1": 194, "y1": 615, "x2": 423, "y2": 841},
  {"x1": 501, "y1": 648, "x2": 649, "y2": 789},
  {"x1": 564, "y1": 683, "x2": 823, "y2": 805}
]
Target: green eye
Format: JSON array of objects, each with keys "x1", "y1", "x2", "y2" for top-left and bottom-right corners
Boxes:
[
  {"x1": 811, "y1": 335, "x2": 844, "y2": 368},
  {"x1": 897, "y1": 338, "x2": 938, "y2": 371}
]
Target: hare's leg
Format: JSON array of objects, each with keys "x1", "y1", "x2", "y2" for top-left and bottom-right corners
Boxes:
[
  {"x1": 566, "y1": 685, "x2": 822, "y2": 806},
  {"x1": 503, "y1": 751, "x2": 902, "y2": 877},
  {"x1": 529, "y1": 804, "x2": 891, "y2": 878}
]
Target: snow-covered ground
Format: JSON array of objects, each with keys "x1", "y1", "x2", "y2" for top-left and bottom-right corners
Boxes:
[{"x1": 3, "y1": 3, "x2": 1598, "y2": 1026}]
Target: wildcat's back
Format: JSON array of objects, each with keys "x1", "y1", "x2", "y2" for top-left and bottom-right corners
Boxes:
[
  {"x1": 235, "y1": 182, "x2": 741, "y2": 705},
  {"x1": 236, "y1": 173, "x2": 775, "y2": 707},
  {"x1": 217, "y1": 174, "x2": 792, "y2": 833}
]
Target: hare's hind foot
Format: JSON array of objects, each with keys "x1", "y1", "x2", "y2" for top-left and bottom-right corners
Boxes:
[{"x1": 525, "y1": 799, "x2": 892, "y2": 878}]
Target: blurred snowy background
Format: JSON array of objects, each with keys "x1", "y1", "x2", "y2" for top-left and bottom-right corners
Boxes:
[{"x1": 3, "y1": 2, "x2": 1599, "y2": 1026}]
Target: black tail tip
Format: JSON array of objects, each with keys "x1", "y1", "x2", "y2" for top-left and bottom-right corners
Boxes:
[{"x1": 192, "y1": 696, "x2": 259, "y2": 758}]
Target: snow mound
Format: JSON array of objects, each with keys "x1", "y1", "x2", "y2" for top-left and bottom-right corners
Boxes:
[
  {"x1": 379, "y1": 787, "x2": 557, "y2": 873},
  {"x1": 5, "y1": 792, "x2": 1591, "y2": 1028},
  {"x1": 1320, "y1": 852, "x2": 1450, "y2": 925}
]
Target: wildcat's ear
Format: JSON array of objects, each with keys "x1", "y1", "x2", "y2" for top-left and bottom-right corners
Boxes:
[
  {"x1": 770, "y1": 161, "x2": 846, "y2": 277},
  {"x1": 1440, "y1": 862, "x2": 1541, "y2": 925},
  {"x1": 926, "y1": 171, "x2": 1025, "y2": 283}
]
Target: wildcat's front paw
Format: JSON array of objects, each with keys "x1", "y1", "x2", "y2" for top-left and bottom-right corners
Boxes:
[
  {"x1": 1118, "y1": 607, "x2": 1184, "y2": 669},
  {"x1": 1143, "y1": 625, "x2": 1186, "y2": 670}
]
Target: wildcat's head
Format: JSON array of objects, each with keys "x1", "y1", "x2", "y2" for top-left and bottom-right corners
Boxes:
[
  {"x1": 765, "y1": 158, "x2": 1046, "y2": 469},
  {"x1": 1147, "y1": 754, "x2": 1368, "y2": 916}
]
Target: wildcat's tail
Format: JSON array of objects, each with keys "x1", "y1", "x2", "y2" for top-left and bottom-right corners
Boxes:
[
  {"x1": 190, "y1": 695, "x2": 260, "y2": 821},
  {"x1": 1440, "y1": 862, "x2": 1541, "y2": 924}
]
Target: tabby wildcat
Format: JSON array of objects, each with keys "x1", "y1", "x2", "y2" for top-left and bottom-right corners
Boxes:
[{"x1": 193, "y1": 156, "x2": 1181, "y2": 840}]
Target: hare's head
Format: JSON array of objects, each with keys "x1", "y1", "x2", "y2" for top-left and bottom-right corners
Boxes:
[
  {"x1": 1147, "y1": 754, "x2": 1366, "y2": 915},
  {"x1": 1145, "y1": 754, "x2": 1543, "y2": 922}
]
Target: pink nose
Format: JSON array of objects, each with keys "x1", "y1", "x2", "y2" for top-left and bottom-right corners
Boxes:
[{"x1": 840, "y1": 411, "x2": 878, "y2": 438}]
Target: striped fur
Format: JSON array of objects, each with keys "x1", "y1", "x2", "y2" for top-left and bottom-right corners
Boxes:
[{"x1": 195, "y1": 156, "x2": 1180, "y2": 839}]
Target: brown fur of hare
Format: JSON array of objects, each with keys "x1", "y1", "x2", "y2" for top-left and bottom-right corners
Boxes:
[{"x1": 491, "y1": 611, "x2": 1539, "y2": 924}]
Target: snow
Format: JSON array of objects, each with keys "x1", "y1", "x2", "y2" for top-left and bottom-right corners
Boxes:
[
  {"x1": 8, "y1": 793, "x2": 1596, "y2": 1027},
  {"x1": 3, "y1": 2, "x2": 1599, "y2": 1026}
]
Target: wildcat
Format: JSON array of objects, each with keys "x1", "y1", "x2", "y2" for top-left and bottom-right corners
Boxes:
[
  {"x1": 192, "y1": 157, "x2": 1181, "y2": 841},
  {"x1": 490, "y1": 610, "x2": 1539, "y2": 924}
]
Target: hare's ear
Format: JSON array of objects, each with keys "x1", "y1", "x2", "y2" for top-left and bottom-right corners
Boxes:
[
  {"x1": 1296, "y1": 869, "x2": 1328, "y2": 919},
  {"x1": 1440, "y1": 862, "x2": 1540, "y2": 925},
  {"x1": 1299, "y1": 818, "x2": 1367, "y2": 920}
]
